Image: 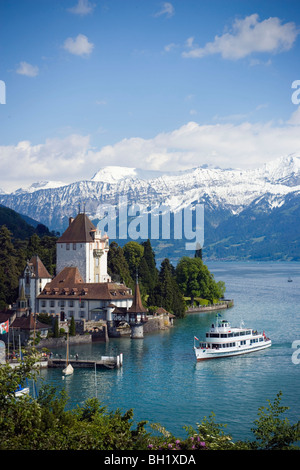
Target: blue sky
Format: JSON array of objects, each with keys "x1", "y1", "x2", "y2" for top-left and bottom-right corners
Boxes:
[{"x1": 1, "y1": 0, "x2": 300, "y2": 191}]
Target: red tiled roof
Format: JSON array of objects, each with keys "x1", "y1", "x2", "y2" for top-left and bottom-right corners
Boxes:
[
  {"x1": 0, "y1": 311, "x2": 14, "y2": 323},
  {"x1": 11, "y1": 315, "x2": 50, "y2": 330},
  {"x1": 38, "y1": 267, "x2": 133, "y2": 301},
  {"x1": 57, "y1": 213, "x2": 97, "y2": 243},
  {"x1": 29, "y1": 255, "x2": 52, "y2": 279},
  {"x1": 128, "y1": 281, "x2": 147, "y2": 313}
]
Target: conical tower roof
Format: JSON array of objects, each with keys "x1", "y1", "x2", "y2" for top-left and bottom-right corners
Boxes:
[{"x1": 128, "y1": 277, "x2": 147, "y2": 313}]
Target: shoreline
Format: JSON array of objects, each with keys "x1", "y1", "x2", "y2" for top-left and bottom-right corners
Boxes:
[{"x1": 186, "y1": 299, "x2": 234, "y2": 314}]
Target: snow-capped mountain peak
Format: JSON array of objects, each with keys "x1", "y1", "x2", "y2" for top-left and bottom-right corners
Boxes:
[{"x1": 91, "y1": 166, "x2": 166, "y2": 183}]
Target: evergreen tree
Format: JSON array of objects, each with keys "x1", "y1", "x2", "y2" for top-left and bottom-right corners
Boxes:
[
  {"x1": 0, "y1": 225, "x2": 20, "y2": 307},
  {"x1": 141, "y1": 239, "x2": 158, "y2": 290},
  {"x1": 107, "y1": 242, "x2": 134, "y2": 288},
  {"x1": 69, "y1": 316, "x2": 76, "y2": 336},
  {"x1": 54, "y1": 317, "x2": 59, "y2": 338},
  {"x1": 148, "y1": 258, "x2": 186, "y2": 317}
]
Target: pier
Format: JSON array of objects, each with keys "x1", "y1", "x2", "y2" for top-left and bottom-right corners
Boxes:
[{"x1": 48, "y1": 354, "x2": 123, "y2": 370}]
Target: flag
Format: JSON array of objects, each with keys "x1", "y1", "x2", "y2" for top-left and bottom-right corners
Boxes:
[
  {"x1": 0, "y1": 320, "x2": 9, "y2": 334},
  {"x1": 194, "y1": 336, "x2": 199, "y2": 341}
]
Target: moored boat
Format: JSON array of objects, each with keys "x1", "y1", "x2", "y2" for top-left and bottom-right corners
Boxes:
[{"x1": 194, "y1": 316, "x2": 271, "y2": 361}]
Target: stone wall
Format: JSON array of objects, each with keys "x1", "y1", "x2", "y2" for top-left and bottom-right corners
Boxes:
[
  {"x1": 37, "y1": 334, "x2": 92, "y2": 349},
  {"x1": 144, "y1": 314, "x2": 173, "y2": 333}
]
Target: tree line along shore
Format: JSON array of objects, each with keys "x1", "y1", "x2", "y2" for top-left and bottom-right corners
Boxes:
[{"x1": 0, "y1": 224, "x2": 226, "y2": 319}]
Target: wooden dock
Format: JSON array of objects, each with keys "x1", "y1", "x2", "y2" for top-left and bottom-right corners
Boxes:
[{"x1": 48, "y1": 354, "x2": 123, "y2": 370}]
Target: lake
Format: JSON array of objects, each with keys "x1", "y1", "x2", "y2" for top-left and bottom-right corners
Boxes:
[{"x1": 36, "y1": 261, "x2": 300, "y2": 443}]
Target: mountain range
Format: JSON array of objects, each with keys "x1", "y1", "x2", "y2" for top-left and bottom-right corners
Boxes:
[{"x1": 1, "y1": 154, "x2": 300, "y2": 262}]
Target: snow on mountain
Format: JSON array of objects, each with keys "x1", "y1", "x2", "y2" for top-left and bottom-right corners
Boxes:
[
  {"x1": 13, "y1": 180, "x2": 67, "y2": 194},
  {"x1": 91, "y1": 166, "x2": 166, "y2": 183},
  {"x1": 1, "y1": 154, "x2": 300, "y2": 233}
]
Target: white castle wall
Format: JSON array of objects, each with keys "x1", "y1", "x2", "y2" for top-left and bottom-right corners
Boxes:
[{"x1": 56, "y1": 239, "x2": 110, "y2": 283}]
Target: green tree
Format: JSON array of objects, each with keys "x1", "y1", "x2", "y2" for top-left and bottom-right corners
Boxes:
[
  {"x1": 176, "y1": 257, "x2": 225, "y2": 305},
  {"x1": 0, "y1": 361, "x2": 299, "y2": 450},
  {"x1": 69, "y1": 316, "x2": 76, "y2": 336},
  {"x1": 107, "y1": 241, "x2": 133, "y2": 288},
  {"x1": 250, "y1": 391, "x2": 300, "y2": 450},
  {"x1": 123, "y1": 241, "x2": 144, "y2": 279},
  {"x1": 141, "y1": 239, "x2": 158, "y2": 290},
  {"x1": 54, "y1": 317, "x2": 60, "y2": 338},
  {"x1": 148, "y1": 258, "x2": 186, "y2": 317},
  {"x1": 0, "y1": 225, "x2": 20, "y2": 306}
]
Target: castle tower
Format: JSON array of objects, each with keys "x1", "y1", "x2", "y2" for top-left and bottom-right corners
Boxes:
[
  {"x1": 56, "y1": 213, "x2": 110, "y2": 283},
  {"x1": 19, "y1": 255, "x2": 52, "y2": 314},
  {"x1": 128, "y1": 276, "x2": 148, "y2": 338}
]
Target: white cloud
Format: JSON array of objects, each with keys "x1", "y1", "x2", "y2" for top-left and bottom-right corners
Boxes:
[
  {"x1": 164, "y1": 43, "x2": 177, "y2": 52},
  {"x1": 0, "y1": 135, "x2": 91, "y2": 191},
  {"x1": 183, "y1": 14, "x2": 299, "y2": 60},
  {"x1": 68, "y1": 0, "x2": 95, "y2": 16},
  {"x1": 16, "y1": 61, "x2": 39, "y2": 77},
  {"x1": 288, "y1": 106, "x2": 300, "y2": 125},
  {"x1": 2, "y1": 113, "x2": 300, "y2": 191},
  {"x1": 154, "y1": 2, "x2": 174, "y2": 18},
  {"x1": 63, "y1": 34, "x2": 94, "y2": 56},
  {"x1": 87, "y1": 120, "x2": 300, "y2": 172}
]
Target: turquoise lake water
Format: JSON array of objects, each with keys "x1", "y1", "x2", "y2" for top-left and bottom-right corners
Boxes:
[{"x1": 36, "y1": 261, "x2": 300, "y2": 443}]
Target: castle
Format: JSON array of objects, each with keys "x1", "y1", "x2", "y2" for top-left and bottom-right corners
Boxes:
[{"x1": 18, "y1": 212, "x2": 147, "y2": 333}]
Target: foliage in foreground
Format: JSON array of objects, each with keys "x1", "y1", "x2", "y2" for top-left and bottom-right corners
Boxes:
[{"x1": 0, "y1": 361, "x2": 299, "y2": 450}]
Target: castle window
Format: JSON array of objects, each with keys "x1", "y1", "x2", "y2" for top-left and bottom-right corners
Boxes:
[
  {"x1": 66, "y1": 244, "x2": 70, "y2": 250},
  {"x1": 73, "y1": 243, "x2": 76, "y2": 250}
]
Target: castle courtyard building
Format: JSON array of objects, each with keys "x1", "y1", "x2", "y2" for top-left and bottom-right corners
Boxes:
[{"x1": 37, "y1": 266, "x2": 133, "y2": 322}]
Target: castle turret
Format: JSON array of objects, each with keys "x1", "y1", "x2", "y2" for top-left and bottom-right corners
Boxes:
[
  {"x1": 56, "y1": 213, "x2": 110, "y2": 283},
  {"x1": 128, "y1": 276, "x2": 147, "y2": 338}
]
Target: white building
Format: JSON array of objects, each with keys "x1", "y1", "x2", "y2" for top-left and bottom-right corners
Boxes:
[
  {"x1": 56, "y1": 213, "x2": 110, "y2": 283},
  {"x1": 18, "y1": 255, "x2": 52, "y2": 314},
  {"x1": 37, "y1": 212, "x2": 134, "y2": 323},
  {"x1": 37, "y1": 266, "x2": 133, "y2": 322}
]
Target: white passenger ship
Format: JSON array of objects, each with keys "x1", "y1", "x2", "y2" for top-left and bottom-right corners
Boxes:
[{"x1": 194, "y1": 316, "x2": 271, "y2": 361}]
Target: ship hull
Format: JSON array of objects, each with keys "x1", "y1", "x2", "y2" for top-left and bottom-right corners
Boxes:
[{"x1": 195, "y1": 340, "x2": 271, "y2": 361}]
